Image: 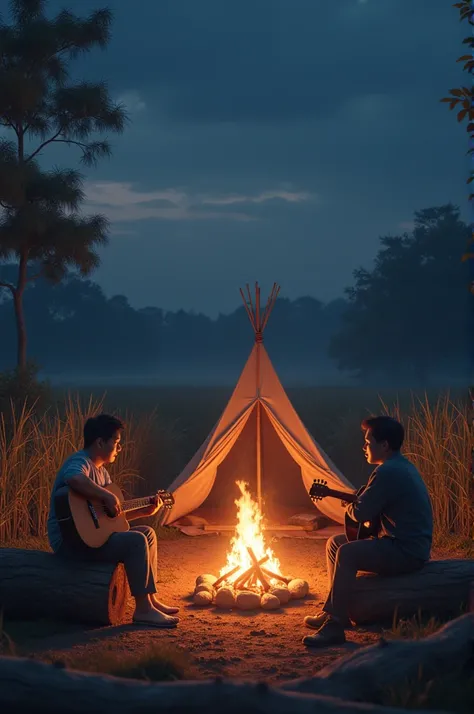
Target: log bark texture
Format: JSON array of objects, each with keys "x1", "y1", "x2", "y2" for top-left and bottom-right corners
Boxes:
[
  {"x1": 0, "y1": 548, "x2": 131, "y2": 626},
  {"x1": 284, "y1": 612, "x2": 474, "y2": 702},
  {"x1": 0, "y1": 655, "x2": 447, "y2": 714},
  {"x1": 348, "y1": 559, "x2": 474, "y2": 624}
]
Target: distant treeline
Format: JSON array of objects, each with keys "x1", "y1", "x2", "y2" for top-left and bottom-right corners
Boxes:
[{"x1": 0, "y1": 204, "x2": 471, "y2": 384}]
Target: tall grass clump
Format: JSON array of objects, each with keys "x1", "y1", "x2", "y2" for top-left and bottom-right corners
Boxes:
[
  {"x1": 0, "y1": 394, "x2": 154, "y2": 544},
  {"x1": 387, "y1": 393, "x2": 472, "y2": 542}
]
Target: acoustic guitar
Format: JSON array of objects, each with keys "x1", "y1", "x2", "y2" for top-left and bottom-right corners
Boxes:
[
  {"x1": 55, "y1": 482, "x2": 175, "y2": 549},
  {"x1": 309, "y1": 478, "x2": 381, "y2": 542}
]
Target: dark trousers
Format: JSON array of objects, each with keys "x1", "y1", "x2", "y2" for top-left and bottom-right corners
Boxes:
[
  {"x1": 323, "y1": 533, "x2": 424, "y2": 623},
  {"x1": 58, "y1": 525, "x2": 158, "y2": 598}
]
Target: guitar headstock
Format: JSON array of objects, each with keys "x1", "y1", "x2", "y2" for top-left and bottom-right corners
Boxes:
[
  {"x1": 309, "y1": 478, "x2": 329, "y2": 501},
  {"x1": 157, "y1": 489, "x2": 175, "y2": 509}
]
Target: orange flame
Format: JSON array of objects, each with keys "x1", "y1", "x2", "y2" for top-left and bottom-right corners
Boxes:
[{"x1": 219, "y1": 480, "x2": 283, "y2": 589}]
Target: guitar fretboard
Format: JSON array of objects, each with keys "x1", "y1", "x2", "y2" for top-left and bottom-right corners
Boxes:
[{"x1": 122, "y1": 497, "x2": 151, "y2": 512}]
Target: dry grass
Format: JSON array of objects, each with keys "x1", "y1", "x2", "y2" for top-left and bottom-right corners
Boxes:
[
  {"x1": 40, "y1": 641, "x2": 194, "y2": 682},
  {"x1": 0, "y1": 386, "x2": 471, "y2": 546},
  {"x1": 386, "y1": 393, "x2": 472, "y2": 542},
  {"x1": 379, "y1": 613, "x2": 474, "y2": 712},
  {"x1": 0, "y1": 394, "x2": 153, "y2": 543}
]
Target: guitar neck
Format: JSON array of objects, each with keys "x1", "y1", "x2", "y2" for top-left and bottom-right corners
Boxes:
[
  {"x1": 121, "y1": 496, "x2": 153, "y2": 513},
  {"x1": 322, "y1": 488, "x2": 358, "y2": 503}
]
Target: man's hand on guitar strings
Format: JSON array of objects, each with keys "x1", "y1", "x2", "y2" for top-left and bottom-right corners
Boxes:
[{"x1": 102, "y1": 491, "x2": 122, "y2": 517}]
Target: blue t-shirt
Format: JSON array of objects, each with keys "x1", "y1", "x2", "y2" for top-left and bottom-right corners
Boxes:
[
  {"x1": 347, "y1": 452, "x2": 433, "y2": 561},
  {"x1": 47, "y1": 450, "x2": 112, "y2": 552}
]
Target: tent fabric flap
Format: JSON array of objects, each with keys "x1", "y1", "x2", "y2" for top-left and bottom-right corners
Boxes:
[
  {"x1": 164, "y1": 340, "x2": 356, "y2": 527},
  {"x1": 162, "y1": 403, "x2": 255, "y2": 524}
]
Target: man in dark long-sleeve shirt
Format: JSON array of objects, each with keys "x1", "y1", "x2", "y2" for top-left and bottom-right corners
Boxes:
[{"x1": 303, "y1": 415, "x2": 433, "y2": 648}]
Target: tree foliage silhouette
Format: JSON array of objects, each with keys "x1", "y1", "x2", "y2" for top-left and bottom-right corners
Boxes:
[
  {"x1": 440, "y1": 0, "x2": 474, "y2": 272},
  {"x1": 330, "y1": 205, "x2": 470, "y2": 383},
  {"x1": 0, "y1": 0, "x2": 127, "y2": 368}
]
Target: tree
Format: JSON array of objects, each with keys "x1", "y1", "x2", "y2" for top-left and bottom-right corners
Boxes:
[
  {"x1": 440, "y1": 1, "x2": 474, "y2": 275},
  {"x1": 0, "y1": 0, "x2": 127, "y2": 369},
  {"x1": 329, "y1": 205, "x2": 471, "y2": 384}
]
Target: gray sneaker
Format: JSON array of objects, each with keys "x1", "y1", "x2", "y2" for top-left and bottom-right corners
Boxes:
[{"x1": 304, "y1": 611, "x2": 330, "y2": 630}]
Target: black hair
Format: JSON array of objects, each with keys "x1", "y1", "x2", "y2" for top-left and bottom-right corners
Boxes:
[
  {"x1": 83, "y1": 414, "x2": 124, "y2": 449},
  {"x1": 361, "y1": 415, "x2": 404, "y2": 451}
]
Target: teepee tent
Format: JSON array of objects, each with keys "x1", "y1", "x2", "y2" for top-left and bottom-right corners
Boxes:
[{"x1": 163, "y1": 283, "x2": 355, "y2": 527}]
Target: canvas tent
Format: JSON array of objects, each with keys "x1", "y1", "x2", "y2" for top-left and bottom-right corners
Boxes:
[{"x1": 163, "y1": 284, "x2": 355, "y2": 527}]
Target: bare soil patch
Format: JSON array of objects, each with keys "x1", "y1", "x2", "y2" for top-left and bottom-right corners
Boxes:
[{"x1": 11, "y1": 535, "x2": 389, "y2": 682}]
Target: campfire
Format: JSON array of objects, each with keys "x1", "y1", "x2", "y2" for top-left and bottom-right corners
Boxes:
[{"x1": 193, "y1": 481, "x2": 309, "y2": 610}]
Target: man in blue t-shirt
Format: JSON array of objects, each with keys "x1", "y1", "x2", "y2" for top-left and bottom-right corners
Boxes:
[
  {"x1": 48, "y1": 413, "x2": 179, "y2": 628},
  {"x1": 303, "y1": 415, "x2": 433, "y2": 648}
]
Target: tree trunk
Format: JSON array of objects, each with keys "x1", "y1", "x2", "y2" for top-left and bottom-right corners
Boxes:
[
  {"x1": 348, "y1": 559, "x2": 474, "y2": 625},
  {"x1": 0, "y1": 548, "x2": 132, "y2": 626},
  {"x1": 0, "y1": 655, "x2": 445, "y2": 714},
  {"x1": 14, "y1": 250, "x2": 28, "y2": 370},
  {"x1": 13, "y1": 290, "x2": 26, "y2": 370},
  {"x1": 284, "y1": 612, "x2": 474, "y2": 702}
]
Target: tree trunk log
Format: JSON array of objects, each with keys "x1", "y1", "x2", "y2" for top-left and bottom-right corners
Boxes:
[
  {"x1": 283, "y1": 612, "x2": 474, "y2": 702},
  {"x1": 348, "y1": 559, "x2": 474, "y2": 624},
  {"x1": 0, "y1": 656, "x2": 447, "y2": 714},
  {"x1": 0, "y1": 548, "x2": 131, "y2": 626}
]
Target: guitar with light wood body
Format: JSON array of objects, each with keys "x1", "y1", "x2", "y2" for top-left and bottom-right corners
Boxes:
[{"x1": 55, "y1": 483, "x2": 175, "y2": 549}]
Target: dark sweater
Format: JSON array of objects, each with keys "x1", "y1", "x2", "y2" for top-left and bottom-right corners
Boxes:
[{"x1": 346, "y1": 452, "x2": 433, "y2": 562}]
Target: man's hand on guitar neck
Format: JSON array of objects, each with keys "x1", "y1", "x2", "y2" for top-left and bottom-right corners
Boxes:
[
  {"x1": 142, "y1": 494, "x2": 163, "y2": 517},
  {"x1": 127, "y1": 494, "x2": 163, "y2": 521}
]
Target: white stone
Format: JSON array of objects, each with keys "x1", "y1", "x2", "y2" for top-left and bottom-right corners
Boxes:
[
  {"x1": 288, "y1": 579, "x2": 309, "y2": 599},
  {"x1": 261, "y1": 593, "x2": 281, "y2": 610},
  {"x1": 195, "y1": 582, "x2": 216, "y2": 597},
  {"x1": 236, "y1": 591, "x2": 261, "y2": 610},
  {"x1": 214, "y1": 587, "x2": 236, "y2": 609},
  {"x1": 269, "y1": 586, "x2": 290, "y2": 604},
  {"x1": 193, "y1": 590, "x2": 213, "y2": 606},
  {"x1": 195, "y1": 573, "x2": 217, "y2": 586}
]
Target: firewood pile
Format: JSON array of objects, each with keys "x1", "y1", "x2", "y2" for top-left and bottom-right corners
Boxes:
[{"x1": 192, "y1": 546, "x2": 309, "y2": 610}]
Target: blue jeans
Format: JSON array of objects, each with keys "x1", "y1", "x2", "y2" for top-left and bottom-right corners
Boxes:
[{"x1": 58, "y1": 525, "x2": 158, "y2": 598}]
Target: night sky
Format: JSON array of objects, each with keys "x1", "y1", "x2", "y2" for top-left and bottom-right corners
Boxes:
[{"x1": 23, "y1": 0, "x2": 468, "y2": 315}]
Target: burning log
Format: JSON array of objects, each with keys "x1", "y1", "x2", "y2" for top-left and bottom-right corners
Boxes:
[
  {"x1": 246, "y1": 547, "x2": 270, "y2": 591},
  {"x1": 213, "y1": 565, "x2": 241, "y2": 589},
  {"x1": 193, "y1": 483, "x2": 310, "y2": 609},
  {"x1": 260, "y1": 567, "x2": 291, "y2": 585},
  {"x1": 233, "y1": 556, "x2": 269, "y2": 590}
]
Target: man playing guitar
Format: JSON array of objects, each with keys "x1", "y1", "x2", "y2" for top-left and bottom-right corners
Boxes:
[
  {"x1": 47, "y1": 414, "x2": 179, "y2": 628},
  {"x1": 303, "y1": 415, "x2": 433, "y2": 648}
]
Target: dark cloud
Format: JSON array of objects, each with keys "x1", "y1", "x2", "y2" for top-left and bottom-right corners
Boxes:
[{"x1": 28, "y1": 0, "x2": 470, "y2": 315}]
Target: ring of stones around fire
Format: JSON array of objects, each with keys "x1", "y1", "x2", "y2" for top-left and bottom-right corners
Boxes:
[{"x1": 193, "y1": 548, "x2": 309, "y2": 611}]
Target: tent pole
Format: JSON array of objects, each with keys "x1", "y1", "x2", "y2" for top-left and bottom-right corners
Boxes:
[{"x1": 255, "y1": 283, "x2": 262, "y2": 512}]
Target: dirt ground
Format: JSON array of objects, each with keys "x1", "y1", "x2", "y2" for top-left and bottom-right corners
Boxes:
[{"x1": 15, "y1": 534, "x2": 390, "y2": 683}]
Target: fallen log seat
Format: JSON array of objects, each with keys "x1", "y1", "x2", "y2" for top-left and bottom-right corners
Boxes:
[
  {"x1": 0, "y1": 548, "x2": 132, "y2": 626},
  {"x1": 348, "y1": 558, "x2": 474, "y2": 625}
]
